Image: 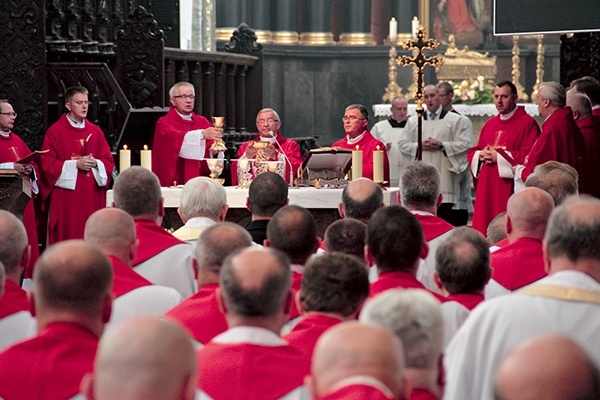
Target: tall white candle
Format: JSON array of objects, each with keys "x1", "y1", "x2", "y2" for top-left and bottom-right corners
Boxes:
[
  {"x1": 352, "y1": 146, "x2": 363, "y2": 180},
  {"x1": 389, "y1": 17, "x2": 398, "y2": 42},
  {"x1": 140, "y1": 145, "x2": 152, "y2": 170},
  {"x1": 119, "y1": 145, "x2": 131, "y2": 172},
  {"x1": 412, "y1": 17, "x2": 419, "y2": 39},
  {"x1": 373, "y1": 146, "x2": 384, "y2": 183}
]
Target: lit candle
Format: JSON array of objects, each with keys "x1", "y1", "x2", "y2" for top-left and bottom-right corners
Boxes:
[
  {"x1": 140, "y1": 145, "x2": 152, "y2": 170},
  {"x1": 373, "y1": 145, "x2": 384, "y2": 183},
  {"x1": 389, "y1": 17, "x2": 398, "y2": 42},
  {"x1": 119, "y1": 145, "x2": 130, "y2": 172},
  {"x1": 412, "y1": 16, "x2": 419, "y2": 39},
  {"x1": 352, "y1": 146, "x2": 363, "y2": 180}
]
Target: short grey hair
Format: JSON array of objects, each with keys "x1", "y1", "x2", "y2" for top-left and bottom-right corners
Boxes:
[
  {"x1": 180, "y1": 177, "x2": 227, "y2": 220},
  {"x1": 196, "y1": 223, "x2": 252, "y2": 272},
  {"x1": 538, "y1": 82, "x2": 566, "y2": 107},
  {"x1": 525, "y1": 161, "x2": 578, "y2": 206},
  {"x1": 113, "y1": 166, "x2": 162, "y2": 219},
  {"x1": 400, "y1": 161, "x2": 440, "y2": 209},
  {"x1": 256, "y1": 108, "x2": 280, "y2": 122},
  {"x1": 169, "y1": 82, "x2": 194, "y2": 98},
  {"x1": 360, "y1": 289, "x2": 443, "y2": 369}
]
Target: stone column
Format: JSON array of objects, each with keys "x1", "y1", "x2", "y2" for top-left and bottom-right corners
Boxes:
[
  {"x1": 216, "y1": 0, "x2": 245, "y2": 41},
  {"x1": 249, "y1": 0, "x2": 273, "y2": 44},
  {"x1": 339, "y1": 0, "x2": 375, "y2": 45},
  {"x1": 300, "y1": 0, "x2": 334, "y2": 45},
  {"x1": 272, "y1": 0, "x2": 299, "y2": 44}
]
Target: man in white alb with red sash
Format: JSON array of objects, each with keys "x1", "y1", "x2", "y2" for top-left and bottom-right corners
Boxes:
[
  {"x1": 0, "y1": 241, "x2": 113, "y2": 400},
  {"x1": 196, "y1": 247, "x2": 308, "y2": 400},
  {"x1": 0, "y1": 211, "x2": 36, "y2": 351},
  {"x1": 165, "y1": 223, "x2": 253, "y2": 347},
  {"x1": 84, "y1": 208, "x2": 182, "y2": 328},
  {"x1": 113, "y1": 166, "x2": 195, "y2": 298},
  {"x1": 444, "y1": 196, "x2": 600, "y2": 400},
  {"x1": 307, "y1": 322, "x2": 411, "y2": 400},
  {"x1": 485, "y1": 187, "x2": 554, "y2": 299}
]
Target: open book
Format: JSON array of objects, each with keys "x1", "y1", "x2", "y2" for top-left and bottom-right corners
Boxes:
[{"x1": 16, "y1": 150, "x2": 48, "y2": 164}]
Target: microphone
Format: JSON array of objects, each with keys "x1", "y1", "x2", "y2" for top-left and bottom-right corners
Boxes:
[{"x1": 269, "y1": 130, "x2": 294, "y2": 188}]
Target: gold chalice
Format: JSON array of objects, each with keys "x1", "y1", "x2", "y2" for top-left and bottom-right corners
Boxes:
[
  {"x1": 210, "y1": 116, "x2": 228, "y2": 153},
  {"x1": 205, "y1": 158, "x2": 225, "y2": 184},
  {"x1": 237, "y1": 157, "x2": 252, "y2": 189}
]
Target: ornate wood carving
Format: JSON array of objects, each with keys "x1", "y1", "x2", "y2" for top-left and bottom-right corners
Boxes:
[
  {"x1": 0, "y1": 0, "x2": 46, "y2": 150},
  {"x1": 225, "y1": 23, "x2": 263, "y2": 55},
  {"x1": 560, "y1": 33, "x2": 600, "y2": 86},
  {"x1": 116, "y1": 5, "x2": 164, "y2": 108}
]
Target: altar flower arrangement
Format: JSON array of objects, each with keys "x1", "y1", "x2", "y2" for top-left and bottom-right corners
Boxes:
[{"x1": 450, "y1": 76, "x2": 494, "y2": 104}]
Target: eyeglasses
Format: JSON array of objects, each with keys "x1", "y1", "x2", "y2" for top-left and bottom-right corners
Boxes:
[
  {"x1": 342, "y1": 116, "x2": 365, "y2": 122},
  {"x1": 257, "y1": 118, "x2": 279, "y2": 124},
  {"x1": 0, "y1": 112, "x2": 16, "y2": 117},
  {"x1": 173, "y1": 95, "x2": 195, "y2": 100}
]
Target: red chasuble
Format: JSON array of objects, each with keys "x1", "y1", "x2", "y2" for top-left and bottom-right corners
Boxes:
[
  {"x1": 370, "y1": 271, "x2": 447, "y2": 302},
  {"x1": 521, "y1": 107, "x2": 586, "y2": 188},
  {"x1": 576, "y1": 115, "x2": 600, "y2": 198},
  {"x1": 39, "y1": 115, "x2": 114, "y2": 244},
  {"x1": 0, "y1": 132, "x2": 40, "y2": 275},
  {"x1": 410, "y1": 388, "x2": 439, "y2": 400},
  {"x1": 447, "y1": 292, "x2": 484, "y2": 311},
  {"x1": 164, "y1": 283, "x2": 228, "y2": 345},
  {"x1": 0, "y1": 322, "x2": 98, "y2": 400},
  {"x1": 0, "y1": 280, "x2": 29, "y2": 319},
  {"x1": 467, "y1": 107, "x2": 540, "y2": 235},
  {"x1": 332, "y1": 130, "x2": 390, "y2": 182},
  {"x1": 108, "y1": 255, "x2": 152, "y2": 297},
  {"x1": 152, "y1": 107, "x2": 213, "y2": 186},
  {"x1": 491, "y1": 237, "x2": 546, "y2": 290},
  {"x1": 237, "y1": 132, "x2": 304, "y2": 184},
  {"x1": 133, "y1": 219, "x2": 187, "y2": 265}
]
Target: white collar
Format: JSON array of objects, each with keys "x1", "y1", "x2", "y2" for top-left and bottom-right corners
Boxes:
[
  {"x1": 260, "y1": 136, "x2": 277, "y2": 144},
  {"x1": 539, "y1": 270, "x2": 600, "y2": 292},
  {"x1": 328, "y1": 376, "x2": 394, "y2": 397},
  {"x1": 176, "y1": 110, "x2": 193, "y2": 121},
  {"x1": 291, "y1": 263, "x2": 305, "y2": 274},
  {"x1": 213, "y1": 326, "x2": 287, "y2": 346},
  {"x1": 66, "y1": 114, "x2": 86, "y2": 128},
  {"x1": 410, "y1": 210, "x2": 435, "y2": 217},
  {"x1": 499, "y1": 106, "x2": 518, "y2": 120},
  {"x1": 346, "y1": 130, "x2": 366, "y2": 145},
  {"x1": 183, "y1": 217, "x2": 217, "y2": 228},
  {"x1": 0, "y1": 130, "x2": 10, "y2": 137},
  {"x1": 427, "y1": 106, "x2": 443, "y2": 118}
]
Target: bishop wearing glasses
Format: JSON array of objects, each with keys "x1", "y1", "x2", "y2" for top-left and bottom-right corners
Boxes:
[
  {"x1": 332, "y1": 104, "x2": 390, "y2": 183},
  {"x1": 152, "y1": 82, "x2": 223, "y2": 187}
]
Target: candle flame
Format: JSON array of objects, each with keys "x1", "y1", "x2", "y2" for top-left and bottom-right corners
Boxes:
[
  {"x1": 390, "y1": 17, "x2": 396, "y2": 22},
  {"x1": 143, "y1": 145, "x2": 148, "y2": 150},
  {"x1": 376, "y1": 145, "x2": 380, "y2": 151},
  {"x1": 355, "y1": 145, "x2": 359, "y2": 150},
  {"x1": 123, "y1": 145, "x2": 128, "y2": 150}
]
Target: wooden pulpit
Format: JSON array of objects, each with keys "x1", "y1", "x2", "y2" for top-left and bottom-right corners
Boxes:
[{"x1": 0, "y1": 170, "x2": 32, "y2": 220}]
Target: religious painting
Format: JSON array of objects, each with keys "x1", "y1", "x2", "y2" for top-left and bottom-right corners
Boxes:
[{"x1": 425, "y1": 0, "x2": 492, "y2": 46}]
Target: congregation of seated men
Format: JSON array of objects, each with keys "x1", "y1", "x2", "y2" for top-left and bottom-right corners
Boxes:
[{"x1": 0, "y1": 77, "x2": 600, "y2": 400}]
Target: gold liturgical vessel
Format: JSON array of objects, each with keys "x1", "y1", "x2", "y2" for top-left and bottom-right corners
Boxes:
[{"x1": 210, "y1": 116, "x2": 228, "y2": 153}]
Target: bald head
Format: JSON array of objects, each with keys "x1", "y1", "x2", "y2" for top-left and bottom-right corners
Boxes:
[
  {"x1": 196, "y1": 222, "x2": 253, "y2": 273},
  {"x1": 0, "y1": 210, "x2": 28, "y2": 277},
  {"x1": 220, "y1": 247, "x2": 291, "y2": 327},
  {"x1": 506, "y1": 188, "x2": 554, "y2": 240},
  {"x1": 113, "y1": 166, "x2": 162, "y2": 221},
  {"x1": 266, "y1": 205, "x2": 317, "y2": 265},
  {"x1": 340, "y1": 178, "x2": 384, "y2": 223},
  {"x1": 84, "y1": 208, "x2": 137, "y2": 266},
  {"x1": 567, "y1": 92, "x2": 593, "y2": 121},
  {"x1": 91, "y1": 316, "x2": 196, "y2": 400},
  {"x1": 495, "y1": 334, "x2": 600, "y2": 400},
  {"x1": 310, "y1": 321, "x2": 408, "y2": 399},
  {"x1": 33, "y1": 240, "x2": 112, "y2": 319}
]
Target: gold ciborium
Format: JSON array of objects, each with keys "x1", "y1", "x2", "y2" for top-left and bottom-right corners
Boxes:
[
  {"x1": 210, "y1": 116, "x2": 228, "y2": 153},
  {"x1": 205, "y1": 158, "x2": 225, "y2": 184},
  {"x1": 237, "y1": 157, "x2": 252, "y2": 189}
]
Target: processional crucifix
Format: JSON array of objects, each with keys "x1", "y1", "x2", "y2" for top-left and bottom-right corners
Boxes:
[{"x1": 397, "y1": 26, "x2": 444, "y2": 161}]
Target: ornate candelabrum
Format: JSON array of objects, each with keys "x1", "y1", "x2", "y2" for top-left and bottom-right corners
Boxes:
[
  {"x1": 382, "y1": 36, "x2": 403, "y2": 103},
  {"x1": 511, "y1": 36, "x2": 529, "y2": 102},
  {"x1": 531, "y1": 35, "x2": 545, "y2": 102}
]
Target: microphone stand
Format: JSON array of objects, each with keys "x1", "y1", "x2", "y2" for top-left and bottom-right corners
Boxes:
[{"x1": 269, "y1": 131, "x2": 294, "y2": 188}]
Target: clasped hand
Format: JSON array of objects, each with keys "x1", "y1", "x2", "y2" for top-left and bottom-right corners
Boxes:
[
  {"x1": 14, "y1": 163, "x2": 32, "y2": 175},
  {"x1": 479, "y1": 146, "x2": 497, "y2": 165},
  {"x1": 423, "y1": 137, "x2": 442, "y2": 151},
  {"x1": 76, "y1": 155, "x2": 97, "y2": 171}
]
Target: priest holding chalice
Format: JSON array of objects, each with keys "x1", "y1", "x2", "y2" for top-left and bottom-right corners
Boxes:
[{"x1": 237, "y1": 108, "x2": 303, "y2": 185}]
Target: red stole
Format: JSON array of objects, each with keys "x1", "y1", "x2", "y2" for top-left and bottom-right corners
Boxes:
[
  {"x1": 108, "y1": 255, "x2": 152, "y2": 297},
  {"x1": 370, "y1": 271, "x2": 447, "y2": 302},
  {"x1": 0, "y1": 280, "x2": 29, "y2": 319},
  {"x1": 413, "y1": 213, "x2": 454, "y2": 241},
  {"x1": 320, "y1": 384, "x2": 396, "y2": 400},
  {"x1": 491, "y1": 237, "x2": 547, "y2": 290},
  {"x1": 447, "y1": 292, "x2": 484, "y2": 311},
  {"x1": 133, "y1": 219, "x2": 187, "y2": 265},
  {"x1": 164, "y1": 283, "x2": 228, "y2": 345}
]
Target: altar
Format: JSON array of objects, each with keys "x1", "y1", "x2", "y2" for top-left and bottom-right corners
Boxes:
[{"x1": 107, "y1": 186, "x2": 400, "y2": 236}]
